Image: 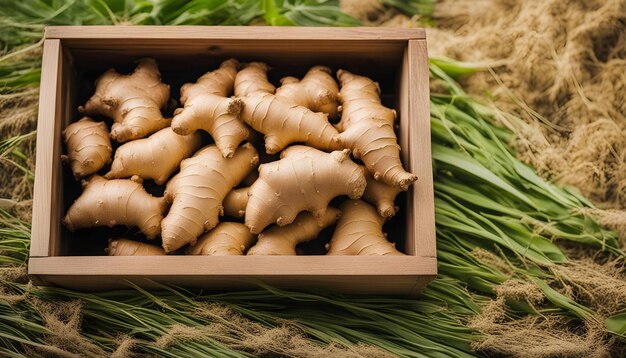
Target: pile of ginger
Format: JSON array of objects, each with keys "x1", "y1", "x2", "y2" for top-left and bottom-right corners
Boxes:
[{"x1": 62, "y1": 58, "x2": 417, "y2": 256}]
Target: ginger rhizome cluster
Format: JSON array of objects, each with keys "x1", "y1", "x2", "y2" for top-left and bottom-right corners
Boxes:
[
  {"x1": 79, "y1": 58, "x2": 171, "y2": 143},
  {"x1": 62, "y1": 57, "x2": 415, "y2": 256}
]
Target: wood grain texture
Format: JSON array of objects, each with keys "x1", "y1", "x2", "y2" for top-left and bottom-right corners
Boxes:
[
  {"x1": 31, "y1": 39, "x2": 62, "y2": 258},
  {"x1": 399, "y1": 44, "x2": 414, "y2": 255},
  {"x1": 45, "y1": 26, "x2": 425, "y2": 40},
  {"x1": 29, "y1": 256, "x2": 437, "y2": 295},
  {"x1": 408, "y1": 39, "x2": 437, "y2": 259}
]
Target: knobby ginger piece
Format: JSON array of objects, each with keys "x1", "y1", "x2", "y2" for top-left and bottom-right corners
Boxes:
[
  {"x1": 172, "y1": 59, "x2": 249, "y2": 158},
  {"x1": 361, "y1": 166, "x2": 402, "y2": 218},
  {"x1": 245, "y1": 145, "x2": 365, "y2": 234},
  {"x1": 275, "y1": 65, "x2": 340, "y2": 119},
  {"x1": 247, "y1": 208, "x2": 340, "y2": 255},
  {"x1": 105, "y1": 127, "x2": 201, "y2": 185},
  {"x1": 79, "y1": 58, "x2": 170, "y2": 142},
  {"x1": 62, "y1": 117, "x2": 112, "y2": 179},
  {"x1": 63, "y1": 175, "x2": 167, "y2": 240},
  {"x1": 186, "y1": 222, "x2": 254, "y2": 256},
  {"x1": 336, "y1": 69, "x2": 417, "y2": 190},
  {"x1": 326, "y1": 200, "x2": 404, "y2": 256},
  {"x1": 223, "y1": 187, "x2": 250, "y2": 218},
  {"x1": 107, "y1": 239, "x2": 165, "y2": 256},
  {"x1": 161, "y1": 143, "x2": 259, "y2": 253},
  {"x1": 235, "y1": 62, "x2": 342, "y2": 154}
]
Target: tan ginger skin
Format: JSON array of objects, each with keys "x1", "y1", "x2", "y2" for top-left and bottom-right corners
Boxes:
[
  {"x1": 105, "y1": 127, "x2": 201, "y2": 185},
  {"x1": 107, "y1": 239, "x2": 165, "y2": 256},
  {"x1": 79, "y1": 58, "x2": 171, "y2": 142},
  {"x1": 171, "y1": 59, "x2": 249, "y2": 158},
  {"x1": 161, "y1": 143, "x2": 259, "y2": 253},
  {"x1": 361, "y1": 166, "x2": 402, "y2": 218},
  {"x1": 245, "y1": 145, "x2": 366, "y2": 234},
  {"x1": 275, "y1": 65, "x2": 340, "y2": 119},
  {"x1": 327, "y1": 200, "x2": 404, "y2": 256},
  {"x1": 186, "y1": 222, "x2": 254, "y2": 256},
  {"x1": 63, "y1": 175, "x2": 167, "y2": 240},
  {"x1": 62, "y1": 117, "x2": 112, "y2": 179},
  {"x1": 234, "y1": 62, "x2": 343, "y2": 154},
  {"x1": 223, "y1": 187, "x2": 250, "y2": 218},
  {"x1": 336, "y1": 69, "x2": 417, "y2": 190},
  {"x1": 247, "y1": 208, "x2": 341, "y2": 255}
]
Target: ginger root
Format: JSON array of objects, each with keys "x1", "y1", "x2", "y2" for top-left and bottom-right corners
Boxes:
[
  {"x1": 106, "y1": 239, "x2": 165, "y2": 256},
  {"x1": 63, "y1": 175, "x2": 167, "y2": 240},
  {"x1": 326, "y1": 200, "x2": 403, "y2": 256},
  {"x1": 245, "y1": 145, "x2": 366, "y2": 234},
  {"x1": 336, "y1": 69, "x2": 417, "y2": 190},
  {"x1": 275, "y1": 65, "x2": 340, "y2": 119},
  {"x1": 161, "y1": 143, "x2": 259, "y2": 253},
  {"x1": 362, "y1": 166, "x2": 402, "y2": 218},
  {"x1": 247, "y1": 208, "x2": 340, "y2": 255},
  {"x1": 79, "y1": 58, "x2": 170, "y2": 142},
  {"x1": 235, "y1": 62, "x2": 342, "y2": 154},
  {"x1": 105, "y1": 127, "x2": 201, "y2": 185},
  {"x1": 171, "y1": 59, "x2": 249, "y2": 158},
  {"x1": 186, "y1": 222, "x2": 254, "y2": 256},
  {"x1": 62, "y1": 117, "x2": 112, "y2": 179},
  {"x1": 223, "y1": 187, "x2": 250, "y2": 218}
]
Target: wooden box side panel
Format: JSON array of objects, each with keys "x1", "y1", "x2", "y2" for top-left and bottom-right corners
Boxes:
[
  {"x1": 29, "y1": 256, "x2": 437, "y2": 295},
  {"x1": 31, "y1": 39, "x2": 64, "y2": 258},
  {"x1": 398, "y1": 43, "x2": 414, "y2": 255},
  {"x1": 408, "y1": 39, "x2": 436, "y2": 260}
]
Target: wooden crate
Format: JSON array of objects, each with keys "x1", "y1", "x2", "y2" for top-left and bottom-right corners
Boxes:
[{"x1": 29, "y1": 26, "x2": 436, "y2": 296}]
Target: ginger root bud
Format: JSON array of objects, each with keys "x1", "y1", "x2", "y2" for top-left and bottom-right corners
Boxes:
[{"x1": 361, "y1": 166, "x2": 402, "y2": 218}]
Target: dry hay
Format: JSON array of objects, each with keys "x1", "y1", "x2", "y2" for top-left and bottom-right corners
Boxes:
[
  {"x1": 0, "y1": 90, "x2": 37, "y2": 206},
  {"x1": 425, "y1": 0, "x2": 626, "y2": 212},
  {"x1": 470, "y1": 279, "x2": 614, "y2": 358},
  {"x1": 552, "y1": 258, "x2": 626, "y2": 318},
  {"x1": 186, "y1": 302, "x2": 394, "y2": 358},
  {"x1": 0, "y1": 269, "x2": 390, "y2": 357},
  {"x1": 466, "y1": 256, "x2": 626, "y2": 357}
]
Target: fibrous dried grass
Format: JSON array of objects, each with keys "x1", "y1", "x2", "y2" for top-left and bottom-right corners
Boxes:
[
  {"x1": 30, "y1": 299, "x2": 108, "y2": 358},
  {"x1": 426, "y1": 0, "x2": 626, "y2": 213},
  {"x1": 0, "y1": 90, "x2": 37, "y2": 205},
  {"x1": 185, "y1": 302, "x2": 394, "y2": 358},
  {"x1": 470, "y1": 279, "x2": 612, "y2": 358},
  {"x1": 472, "y1": 311, "x2": 610, "y2": 358},
  {"x1": 466, "y1": 258, "x2": 626, "y2": 357},
  {"x1": 552, "y1": 259, "x2": 626, "y2": 318}
]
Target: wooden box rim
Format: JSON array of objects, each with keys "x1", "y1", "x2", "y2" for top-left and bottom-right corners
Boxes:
[{"x1": 44, "y1": 25, "x2": 426, "y2": 41}]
